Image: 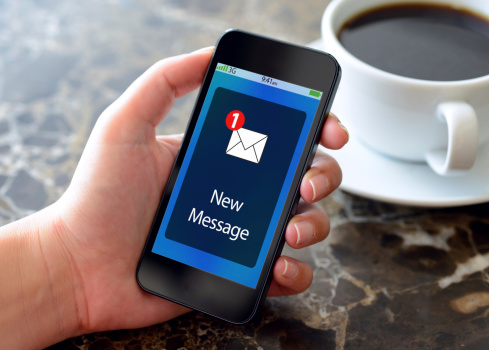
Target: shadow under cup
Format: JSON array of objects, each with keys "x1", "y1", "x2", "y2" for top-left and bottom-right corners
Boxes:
[{"x1": 322, "y1": 0, "x2": 489, "y2": 176}]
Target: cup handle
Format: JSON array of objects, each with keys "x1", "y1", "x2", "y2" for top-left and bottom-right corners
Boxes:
[{"x1": 425, "y1": 102, "x2": 478, "y2": 176}]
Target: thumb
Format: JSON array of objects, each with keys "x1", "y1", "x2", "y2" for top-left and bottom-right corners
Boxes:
[{"x1": 94, "y1": 47, "x2": 214, "y2": 144}]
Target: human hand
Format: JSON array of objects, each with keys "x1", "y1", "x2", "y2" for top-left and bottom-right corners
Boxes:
[{"x1": 43, "y1": 47, "x2": 348, "y2": 337}]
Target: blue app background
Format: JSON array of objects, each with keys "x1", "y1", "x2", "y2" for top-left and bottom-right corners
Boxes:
[
  {"x1": 164, "y1": 88, "x2": 305, "y2": 267},
  {"x1": 152, "y1": 69, "x2": 320, "y2": 288}
]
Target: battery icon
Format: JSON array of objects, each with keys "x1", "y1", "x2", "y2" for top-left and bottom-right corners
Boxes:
[
  {"x1": 309, "y1": 90, "x2": 321, "y2": 98},
  {"x1": 217, "y1": 64, "x2": 228, "y2": 72}
]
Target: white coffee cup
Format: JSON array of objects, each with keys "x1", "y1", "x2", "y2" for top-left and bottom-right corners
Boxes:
[{"x1": 322, "y1": 0, "x2": 489, "y2": 176}]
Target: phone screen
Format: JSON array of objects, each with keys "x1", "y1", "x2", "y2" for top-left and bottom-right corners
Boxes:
[{"x1": 151, "y1": 62, "x2": 322, "y2": 288}]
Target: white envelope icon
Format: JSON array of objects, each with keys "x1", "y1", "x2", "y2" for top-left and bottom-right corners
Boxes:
[{"x1": 226, "y1": 128, "x2": 268, "y2": 164}]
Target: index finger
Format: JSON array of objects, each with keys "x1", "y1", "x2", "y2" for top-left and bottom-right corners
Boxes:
[{"x1": 320, "y1": 113, "x2": 349, "y2": 150}]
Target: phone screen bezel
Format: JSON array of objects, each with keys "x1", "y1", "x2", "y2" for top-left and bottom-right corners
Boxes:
[{"x1": 137, "y1": 29, "x2": 341, "y2": 324}]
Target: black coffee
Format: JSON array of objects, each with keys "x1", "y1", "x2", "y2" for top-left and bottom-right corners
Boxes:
[{"x1": 339, "y1": 4, "x2": 489, "y2": 81}]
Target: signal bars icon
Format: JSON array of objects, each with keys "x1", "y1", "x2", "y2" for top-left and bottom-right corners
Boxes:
[{"x1": 217, "y1": 64, "x2": 228, "y2": 72}]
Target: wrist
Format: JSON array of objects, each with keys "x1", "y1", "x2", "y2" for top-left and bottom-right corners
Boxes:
[{"x1": 0, "y1": 204, "x2": 85, "y2": 349}]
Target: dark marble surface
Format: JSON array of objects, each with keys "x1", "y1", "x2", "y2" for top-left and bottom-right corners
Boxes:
[{"x1": 1, "y1": 0, "x2": 489, "y2": 349}]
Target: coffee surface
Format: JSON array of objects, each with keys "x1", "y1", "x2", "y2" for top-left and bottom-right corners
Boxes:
[{"x1": 339, "y1": 4, "x2": 489, "y2": 81}]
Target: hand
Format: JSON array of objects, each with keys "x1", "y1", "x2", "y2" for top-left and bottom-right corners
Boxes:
[
  {"x1": 58, "y1": 46, "x2": 348, "y2": 332},
  {"x1": 0, "y1": 47, "x2": 348, "y2": 348}
]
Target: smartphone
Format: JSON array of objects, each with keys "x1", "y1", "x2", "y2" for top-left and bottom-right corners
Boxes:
[{"x1": 137, "y1": 29, "x2": 340, "y2": 324}]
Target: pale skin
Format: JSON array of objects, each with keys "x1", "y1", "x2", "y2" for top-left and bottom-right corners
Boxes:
[{"x1": 0, "y1": 47, "x2": 348, "y2": 349}]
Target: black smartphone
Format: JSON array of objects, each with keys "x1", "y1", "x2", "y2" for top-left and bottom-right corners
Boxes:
[{"x1": 137, "y1": 29, "x2": 340, "y2": 324}]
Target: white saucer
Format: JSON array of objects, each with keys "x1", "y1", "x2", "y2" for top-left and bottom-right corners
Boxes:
[
  {"x1": 309, "y1": 39, "x2": 489, "y2": 207},
  {"x1": 320, "y1": 138, "x2": 489, "y2": 208}
]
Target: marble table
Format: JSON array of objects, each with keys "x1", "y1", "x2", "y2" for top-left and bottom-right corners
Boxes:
[{"x1": 1, "y1": 1, "x2": 488, "y2": 349}]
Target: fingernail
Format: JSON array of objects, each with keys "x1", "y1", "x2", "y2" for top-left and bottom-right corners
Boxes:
[
  {"x1": 337, "y1": 118, "x2": 349, "y2": 140},
  {"x1": 294, "y1": 221, "x2": 314, "y2": 246},
  {"x1": 309, "y1": 173, "x2": 329, "y2": 201},
  {"x1": 282, "y1": 258, "x2": 299, "y2": 279},
  {"x1": 191, "y1": 46, "x2": 215, "y2": 54}
]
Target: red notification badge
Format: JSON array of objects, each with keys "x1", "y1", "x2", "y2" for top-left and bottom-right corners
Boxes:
[{"x1": 226, "y1": 110, "x2": 245, "y2": 131}]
